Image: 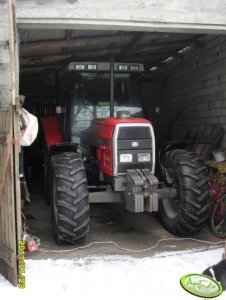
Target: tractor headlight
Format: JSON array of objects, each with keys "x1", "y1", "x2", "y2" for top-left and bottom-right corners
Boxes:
[
  {"x1": 118, "y1": 64, "x2": 128, "y2": 71},
  {"x1": 87, "y1": 64, "x2": 97, "y2": 70},
  {"x1": 120, "y1": 154, "x2": 132, "y2": 163},
  {"x1": 138, "y1": 153, "x2": 151, "y2": 162},
  {"x1": 75, "y1": 64, "x2": 85, "y2": 70}
]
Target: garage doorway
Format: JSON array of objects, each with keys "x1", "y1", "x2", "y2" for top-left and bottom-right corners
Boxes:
[
  {"x1": 2, "y1": 0, "x2": 226, "y2": 286},
  {"x1": 17, "y1": 26, "x2": 221, "y2": 254}
]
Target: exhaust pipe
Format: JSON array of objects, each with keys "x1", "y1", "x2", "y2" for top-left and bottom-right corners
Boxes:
[{"x1": 110, "y1": 56, "x2": 114, "y2": 118}]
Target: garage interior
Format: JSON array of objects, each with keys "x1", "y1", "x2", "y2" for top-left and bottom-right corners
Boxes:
[{"x1": 18, "y1": 27, "x2": 226, "y2": 257}]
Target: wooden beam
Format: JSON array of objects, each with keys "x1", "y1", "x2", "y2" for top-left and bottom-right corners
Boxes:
[
  {"x1": 134, "y1": 40, "x2": 196, "y2": 54},
  {"x1": 20, "y1": 34, "x2": 132, "y2": 55},
  {"x1": 118, "y1": 32, "x2": 173, "y2": 60},
  {"x1": 129, "y1": 50, "x2": 177, "y2": 58},
  {"x1": 19, "y1": 35, "x2": 205, "y2": 74},
  {"x1": 62, "y1": 30, "x2": 73, "y2": 54},
  {"x1": 0, "y1": 133, "x2": 11, "y2": 205},
  {"x1": 19, "y1": 52, "x2": 174, "y2": 73},
  {"x1": 20, "y1": 45, "x2": 179, "y2": 68},
  {"x1": 143, "y1": 35, "x2": 206, "y2": 71},
  {"x1": 20, "y1": 48, "x2": 121, "y2": 66},
  {"x1": 126, "y1": 52, "x2": 175, "y2": 63},
  {"x1": 141, "y1": 32, "x2": 171, "y2": 44},
  {"x1": 134, "y1": 35, "x2": 205, "y2": 55},
  {"x1": 118, "y1": 32, "x2": 146, "y2": 60}
]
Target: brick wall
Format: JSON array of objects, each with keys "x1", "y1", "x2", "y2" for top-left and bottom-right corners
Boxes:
[{"x1": 145, "y1": 35, "x2": 226, "y2": 148}]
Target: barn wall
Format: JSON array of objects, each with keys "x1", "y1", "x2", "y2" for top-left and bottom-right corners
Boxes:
[{"x1": 147, "y1": 35, "x2": 226, "y2": 147}]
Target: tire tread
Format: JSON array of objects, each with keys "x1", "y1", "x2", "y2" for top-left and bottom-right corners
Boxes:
[{"x1": 50, "y1": 152, "x2": 89, "y2": 244}]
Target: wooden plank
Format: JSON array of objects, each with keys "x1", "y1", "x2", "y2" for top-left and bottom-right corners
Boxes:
[
  {"x1": 0, "y1": 242, "x2": 15, "y2": 267},
  {"x1": 125, "y1": 52, "x2": 175, "y2": 63},
  {"x1": 19, "y1": 52, "x2": 173, "y2": 71},
  {"x1": 20, "y1": 34, "x2": 132, "y2": 55},
  {"x1": 0, "y1": 153, "x2": 11, "y2": 208},
  {"x1": 20, "y1": 48, "x2": 122, "y2": 66},
  {"x1": 141, "y1": 32, "x2": 170, "y2": 43},
  {"x1": 0, "y1": 0, "x2": 20, "y2": 287},
  {"x1": 13, "y1": 36, "x2": 22, "y2": 244},
  {"x1": 135, "y1": 40, "x2": 196, "y2": 54}
]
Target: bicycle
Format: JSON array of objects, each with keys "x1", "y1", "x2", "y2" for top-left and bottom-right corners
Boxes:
[{"x1": 208, "y1": 181, "x2": 226, "y2": 238}]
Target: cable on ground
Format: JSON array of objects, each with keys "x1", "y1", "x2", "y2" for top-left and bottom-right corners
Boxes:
[{"x1": 37, "y1": 237, "x2": 226, "y2": 254}]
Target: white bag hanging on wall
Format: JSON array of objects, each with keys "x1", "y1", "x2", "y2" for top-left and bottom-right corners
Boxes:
[{"x1": 19, "y1": 108, "x2": 39, "y2": 146}]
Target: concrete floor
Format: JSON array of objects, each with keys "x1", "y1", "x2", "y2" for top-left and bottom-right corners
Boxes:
[{"x1": 24, "y1": 180, "x2": 225, "y2": 260}]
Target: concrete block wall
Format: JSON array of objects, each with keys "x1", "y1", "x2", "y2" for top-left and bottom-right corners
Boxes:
[{"x1": 146, "y1": 35, "x2": 226, "y2": 148}]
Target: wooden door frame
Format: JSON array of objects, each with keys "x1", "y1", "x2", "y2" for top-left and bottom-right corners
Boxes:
[{"x1": 0, "y1": 0, "x2": 21, "y2": 286}]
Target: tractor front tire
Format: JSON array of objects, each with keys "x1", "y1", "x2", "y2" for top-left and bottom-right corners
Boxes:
[
  {"x1": 160, "y1": 149, "x2": 210, "y2": 235},
  {"x1": 50, "y1": 152, "x2": 89, "y2": 244}
]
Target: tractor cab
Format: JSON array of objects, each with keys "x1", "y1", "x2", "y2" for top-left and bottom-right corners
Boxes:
[{"x1": 56, "y1": 62, "x2": 147, "y2": 155}]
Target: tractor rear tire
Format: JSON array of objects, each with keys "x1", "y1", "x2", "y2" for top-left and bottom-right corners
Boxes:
[
  {"x1": 160, "y1": 149, "x2": 210, "y2": 235},
  {"x1": 50, "y1": 152, "x2": 89, "y2": 244}
]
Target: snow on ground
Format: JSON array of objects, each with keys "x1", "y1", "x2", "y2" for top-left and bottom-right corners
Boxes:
[{"x1": 0, "y1": 247, "x2": 225, "y2": 300}]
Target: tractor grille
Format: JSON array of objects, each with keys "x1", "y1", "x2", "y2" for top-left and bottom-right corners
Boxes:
[
  {"x1": 116, "y1": 126, "x2": 153, "y2": 174},
  {"x1": 118, "y1": 127, "x2": 151, "y2": 139}
]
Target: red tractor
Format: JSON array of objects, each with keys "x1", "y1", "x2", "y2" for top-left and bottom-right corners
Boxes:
[{"x1": 42, "y1": 61, "x2": 209, "y2": 244}]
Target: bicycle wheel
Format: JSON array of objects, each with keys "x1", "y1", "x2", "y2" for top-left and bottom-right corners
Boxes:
[{"x1": 210, "y1": 197, "x2": 226, "y2": 238}]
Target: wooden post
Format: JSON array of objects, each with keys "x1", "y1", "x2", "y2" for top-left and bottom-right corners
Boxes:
[{"x1": 0, "y1": 0, "x2": 20, "y2": 287}]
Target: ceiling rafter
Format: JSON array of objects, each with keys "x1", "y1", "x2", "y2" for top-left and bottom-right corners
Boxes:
[
  {"x1": 61, "y1": 30, "x2": 73, "y2": 55},
  {"x1": 20, "y1": 34, "x2": 133, "y2": 55},
  {"x1": 117, "y1": 32, "x2": 146, "y2": 60},
  {"x1": 20, "y1": 48, "x2": 122, "y2": 67}
]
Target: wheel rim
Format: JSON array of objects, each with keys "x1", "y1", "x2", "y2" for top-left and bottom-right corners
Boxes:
[
  {"x1": 162, "y1": 198, "x2": 180, "y2": 219},
  {"x1": 212, "y1": 200, "x2": 226, "y2": 236}
]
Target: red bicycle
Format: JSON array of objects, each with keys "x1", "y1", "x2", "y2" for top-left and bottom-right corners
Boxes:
[{"x1": 208, "y1": 181, "x2": 226, "y2": 238}]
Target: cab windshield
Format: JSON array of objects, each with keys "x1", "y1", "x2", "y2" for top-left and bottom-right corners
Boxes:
[{"x1": 70, "y1": 72, "x2": 144, "y2": 151}]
